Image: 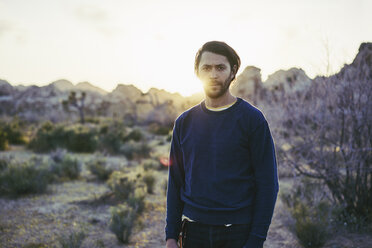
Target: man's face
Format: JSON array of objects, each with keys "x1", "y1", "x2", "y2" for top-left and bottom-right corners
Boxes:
[{"x1": 197, "y1": 51, "x2": 235, "y2": 99}]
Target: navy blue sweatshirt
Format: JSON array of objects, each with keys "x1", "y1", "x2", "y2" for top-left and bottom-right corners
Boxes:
[{"x1": 165, "y1": 98, "x2": 279, "y2": 247}]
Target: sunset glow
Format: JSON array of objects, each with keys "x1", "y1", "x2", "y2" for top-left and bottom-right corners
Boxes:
[{"x1": 0, "y1": 0, "x2": 371, "y2": 96}]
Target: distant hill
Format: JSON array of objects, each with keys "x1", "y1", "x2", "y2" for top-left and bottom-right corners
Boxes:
[
  {"x1": 52, "y1": 79, "x2": 107, "y2": 95},
  {"x1": 0, "y1": 42, "x2": 370, "y2": 124}
]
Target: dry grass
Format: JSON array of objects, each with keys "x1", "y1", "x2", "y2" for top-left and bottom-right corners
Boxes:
[{"x1": 1, "y1": 148, "x2": 371, "y2": 247}]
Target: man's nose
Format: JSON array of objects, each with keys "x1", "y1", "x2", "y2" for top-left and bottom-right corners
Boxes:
[{"x1": 209, "y1": 68, "x2": 218, "y2": 79}]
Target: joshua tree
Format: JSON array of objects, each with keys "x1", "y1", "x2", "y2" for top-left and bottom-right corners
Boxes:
[{"x1": 62, "y1": 91, "x2": 86, "y2": 124}]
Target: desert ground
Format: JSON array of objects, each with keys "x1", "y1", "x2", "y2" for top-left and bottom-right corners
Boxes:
[{"x1": 1, "y1": 146, "x2": 371, "y2": 248}]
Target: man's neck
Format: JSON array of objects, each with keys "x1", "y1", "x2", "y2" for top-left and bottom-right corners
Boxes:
[{"x1": 205, "y1": 92, "x2": 237, "y2": 108}]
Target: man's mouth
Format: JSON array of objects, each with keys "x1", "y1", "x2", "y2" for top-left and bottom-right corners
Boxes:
[{"x1": 209, "y1": 81, "x2": 220, "y2": 86}]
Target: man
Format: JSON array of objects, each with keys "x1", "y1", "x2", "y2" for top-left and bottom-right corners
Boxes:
[{"x1": 165, "y1": 41, "x2": 279, "y2": 248}]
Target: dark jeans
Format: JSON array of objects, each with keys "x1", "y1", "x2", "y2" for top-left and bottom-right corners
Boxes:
[{"x1": 183, "y1": 221, "x2": 250, "y2": 248}]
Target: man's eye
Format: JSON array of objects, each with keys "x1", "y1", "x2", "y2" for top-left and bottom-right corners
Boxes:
[
  {"x1": 217, "y1": 66, "x2": 225, "y2": 71},
  {"x1": 202, "y1": 67, "x2": 211, "y2": 71}
]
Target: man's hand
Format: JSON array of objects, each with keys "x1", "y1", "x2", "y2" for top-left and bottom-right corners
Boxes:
[{"x1": 166, "y1": 238, "x2": 178, "y2": 248}]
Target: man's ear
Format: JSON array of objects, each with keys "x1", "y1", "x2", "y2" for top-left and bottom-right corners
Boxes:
[
  {"x1": 232, "y1": 65, "x2": 237, "y2": 74},
  {"x1": 231, "y1": 65, "x2": 237, "y2": 78}
]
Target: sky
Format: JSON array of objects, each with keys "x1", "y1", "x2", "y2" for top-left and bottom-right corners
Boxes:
[{"x1": 0, "y1": 0, "x2": 371, "y2": 96}]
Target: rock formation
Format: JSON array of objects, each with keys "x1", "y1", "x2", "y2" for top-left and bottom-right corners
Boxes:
[
  {"x1": 0, "y1": 42, "x2": 369, "y2": 125},
  {"x1": 231, "y1": 66, "x2": 262, "y2": 105}
]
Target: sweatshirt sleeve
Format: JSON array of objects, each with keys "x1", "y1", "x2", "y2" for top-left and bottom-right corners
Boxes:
[
  {"x1": 165, "y1": 120, "x2": 185, "y2": 241},
  {"x1": 244, "y1": 120, "x2": 279, "y2": 248}
]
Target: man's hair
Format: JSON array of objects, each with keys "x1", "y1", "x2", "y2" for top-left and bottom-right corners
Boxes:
[{"x1": 194, "y1": 41, "x2": 241, "y2": 81}]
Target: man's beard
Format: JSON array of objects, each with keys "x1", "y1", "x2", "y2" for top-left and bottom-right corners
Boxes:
[{"x1": 204, "y1": 78, "x2": 232, "y2": 99}]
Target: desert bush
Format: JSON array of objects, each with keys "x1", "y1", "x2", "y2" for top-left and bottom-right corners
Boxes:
[
  {"x1": 1, "y1": 119, "x2": 27, "y2": 145},
  {"x1": 65, "y1": 126, "x2": 98, "y2": 153},
  {"x1": 124, "y1": 128, "x2": 143, "y2": 142},
  {"x1": 86, "y1": 158, "x2": 113, "y2": 181},
  {"x1": 109, "y1": 203, "x2": 136, "y2": 243},
  {"x1": 28, "y1": 122, "x2": 65, "y2": 152},
  {"x1": 95, "y1": 239, "x2": 105, "y2": 248},
  {"x1": 294, "y1": 219, "x2": 328, "y2": 248},
  {"x1": 142, "y1": 159, "x2": 162, "y2": 171},
  {"x1": 332, "y1": 206, "x2": 372, "y2": 233},
  {"x1": 23, "y1": 243, "x2": 48, "y2": 248},
  {"x1": 85, "y1": 117, "x2": 100, "y2": 124},
  {"x1": 50, "y1": 155, "x2": 81, "y2": 181},
  {"x1": 0, "y1": 129, "x2": 8, "y2": 150},
  {"x1": 127, "y1": 187, "x2": 146, "y2": 214},
  {"x1": 0, "y1": 158, "x2": 8, "y2": 171},
  {"x1": 281, "y1": 178, "x2": 332, "y2": 248},
  {"x1": 29, "y1": 122, "x2": 152, "y2": 156},
  {"x1": 148, "y1": 123, "x2": 172, "y2": 135},
  {"x1": 98, "y1": 123, "x2": 127, "y2": 154},
  {"x1": 58, "y1": 229, "x2": 86, "y2": 248},
  {"x1": 142, "y1": 171, "x2": 156, "y2": 194},
  {"x1": 49, "y1": 148, "x2": 67, "y2": 163},
  {"x1": 120, "y1": 141, "x2": 151, "y2": 160},
  {"x1": 107, "y1": 170, "x2": 147, "y2": 214},
  {"x1": 108, "y1": 185, "x2": 146, "y2": 243},
  {"x1": 278, "y1": 67, "x2": 372, "y2": 224},
  {"x1": 29, "y1": 122, "x2": 98, "y2": 153},
  {"x1": 0, "y1": 159, "x2": 50, "y2": 196},
  {"x1": 107, "y1": 171, "x2": 137, "y2": 201}
]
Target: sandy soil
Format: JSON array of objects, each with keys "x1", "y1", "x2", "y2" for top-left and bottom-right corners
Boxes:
[{"x1": 1, "y1": 150, "x2": 371, "y2": 248}]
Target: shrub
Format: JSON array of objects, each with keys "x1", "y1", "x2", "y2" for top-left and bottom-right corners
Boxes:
[
  {"x1": 23, "y1": 243, "x2": 48, "y2": 248},
  {"x1": 127, "y1": 187, "x2": 146, "y2": 214},
  {"x1": 281, "y1": 178, "x2": 332, "y2": 248},
  {"x1": 95, "y1": 239, "x2": 105, "y2": 248},
  {"x1": 124, "y1": 129, "x2": 143, "y2": 142},
  {"x1": 294, "y1": 219, "x2": 328, "y2": 248},
  {"x1": 1, "y1": 120, "x2": 27, "y2": 145},
  {"x1": 120, "y1": 141, "x2": 151, "y2": 160},
  {"x1": 85, "y1": 117, "x2": 100, "y2": 124},
  {"x1": 0, "y1": 159, "x2": 50, "y2": 196},
  {"x1": 29, "y1": 122, "x2": 98, "y2": 153},
  {"x1": 58, "y1": 230, "x2": 86, "y2": 248},
  {"x1": 142, "y1": 171, "x2": 156, "y2": 194},
  {"x1": 107, "y1": 171, "x2": 137, "y2": 201},
  {"x1": 49, "y1": 148, "x2": 67, "y2": 163},
  {"x1": 28, "y1": 122, "x2": 63, "y2": 152},
  {"x1": 86, "y1": 158, "x2": 113, "y2": 181},
  {"x1": 0, "y1": 129, "x2": 8, "y2": 151},
  {"x1": 99, "y1": 131, "x2": 123, "y2": 154},
  {"x1": 107, "y1": 170, "x2": 147, "y2": 213},
  {"x1": 142, "y1": 159, "x2": 162, "y2": 171},
  {"x1": 50, "y1": 155, "x2": 81, "y2": 181},
  {"x1": 0, "y1": 158, "x2": 8, "y2": 171},
  {"x1": 290, "y1": 201, "x2": 329, "y2": 248},
  {"x1": 332, "y1": 206, "x2": 372, "y2": 233},
  {"x1": 98, "y1": 123, "x2": 127, "y2": 154},
  {"x1": 109, "y1": 203, "x2": 136, "y2": 243},
  {"x1": 66, "y1": 126, "x2": 98, "y2": 153},
  {"x1": 148, "y1": 123, "x2": 172, "y2": 135},
  {"x1": 278, "y1": 70, "x2": 372, "y2": 223}
]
